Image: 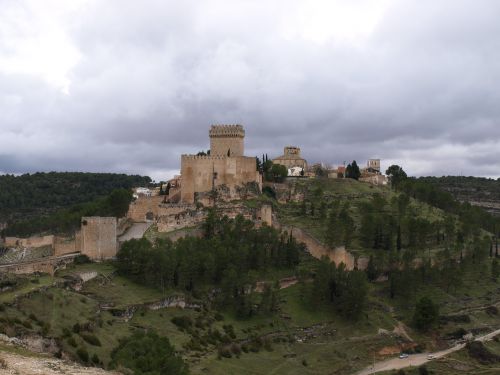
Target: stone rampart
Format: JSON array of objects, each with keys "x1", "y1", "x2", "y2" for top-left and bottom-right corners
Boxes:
[
  {"x1": 54, "y1": 236, "x2": 76, "y2": 256},
  {"x1": 4, "y1": 235, "x2": 54, "y2": 248},
  {"x1": 127, "y1": 195, "x2": 164, "y2": 222},
  {"x1": 276, "y1": 224, "x2": 364, "y2": 270}
]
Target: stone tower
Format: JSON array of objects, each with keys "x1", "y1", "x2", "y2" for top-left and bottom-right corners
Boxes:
[
  {"x1": 209, "y1": 124, "x2": 245, "y2": 157},
  {"x1": 367, "y1": 159, "x2": 381, "y2": 173}
]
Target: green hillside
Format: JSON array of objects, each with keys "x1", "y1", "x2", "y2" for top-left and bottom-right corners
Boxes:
[{"x1": 0, "y1": 172, "x2": 151, "y2": 223}]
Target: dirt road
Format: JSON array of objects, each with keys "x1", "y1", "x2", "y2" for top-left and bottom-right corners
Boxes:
[
  {"x1": 356, "y1": 328, "x2": 500, "y2": 375},
  {"x1": 117, "y1": 222, "x2": 152, "y2": 242}
]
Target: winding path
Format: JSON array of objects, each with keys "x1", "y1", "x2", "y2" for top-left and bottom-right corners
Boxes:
[{"x1": 355, "y1": 328, "x2": 500, "y2": 375}]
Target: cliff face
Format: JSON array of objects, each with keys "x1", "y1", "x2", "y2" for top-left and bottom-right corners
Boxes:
[{"x1": 418, "y1": 176, "x2": 500, "y2": 216}]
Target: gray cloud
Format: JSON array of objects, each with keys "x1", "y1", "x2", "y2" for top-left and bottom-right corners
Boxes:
[{"x1": 1, "y1": 0, "x2": 500, "y2": 181}]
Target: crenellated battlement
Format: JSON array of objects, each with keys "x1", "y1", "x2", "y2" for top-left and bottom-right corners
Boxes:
[
  {"x1": 181, "y1": 154, "x2": 228, "y2": 160},
  {"x1": 209, "y1": 124, "x2": 245, "y2": 138}
]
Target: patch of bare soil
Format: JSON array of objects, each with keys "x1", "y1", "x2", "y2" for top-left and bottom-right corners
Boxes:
[{"x1": 0, "y1": 350, "x2": 120, "y2": 375}]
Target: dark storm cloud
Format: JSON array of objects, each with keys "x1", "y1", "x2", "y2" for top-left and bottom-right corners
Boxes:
[{"x1": 1, "y1": 0, "x2": 500, "y2": 180}]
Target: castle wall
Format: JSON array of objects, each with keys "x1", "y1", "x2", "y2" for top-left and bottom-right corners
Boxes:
[
  {"x1": 4, "y1": 235, "x2": 54, "y2": 248},
  {"x1": 259, "y1": 205, "x2": 272, "y2": 226},
  {"x1": 180, "y1": 155, "x2": 260, "y2": 203},
  {"x1": 54, "y1": 236, "x2": 77, "y2": 256},
  {"x1": 127, "y1": 195, "x2": 164, "y2": 222},
  {"x1": 81, "y1": 217, "x2": 117, "y2": 260}
]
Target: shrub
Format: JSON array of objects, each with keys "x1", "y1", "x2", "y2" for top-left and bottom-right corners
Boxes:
[
  {"x1": 218, "y1": 347, "x2": 232, "y2": 358},
  {"x1": 171, "y1": 316, "x2": 193, "y2": 331},
  {"x1": 230, "y1": 343, "x2": 241, "y2": 355},
  {"x1": 22, "y1": 320, "x2": 32, "y2": 329},
  {"x1": 72, "y1": 323, "x2": 81, "y2": 333},
  {"x1": 41, "y1": 322, "x2": 51, "y2": 336},
  {"x1": 302, "y1": 359, "x2": 308, "y2": 366},
  {"x1": 67, "y1": 337, "x2": 77, "y2": 347},
  {"x1": 81, "y1": 333, "x2": 101, "y2": 347},
  {"x1": 76, "y1": 347, "x2": 89, "y2": 363},
  {"x1": 486, "y1": 305, "x2": 499, "y2": 316},
  {"x1": 91, "y1": 353, "x2": 100, "y2": 364},
  {"x1": 110, "y1": 331, "x2": 188, "y2": 375},
  {"x1": 214, "y1": 312, "x2": 224, "y2": 321},
  {"x1": 467, "y1": 341, "x2": 500, "y2": 364},
  {"x1": 74, "y1": 254, "x2": 91, "y2": 264},
  {"x1": 418, "y1": 365, "x2": 429, "y2": 375}
]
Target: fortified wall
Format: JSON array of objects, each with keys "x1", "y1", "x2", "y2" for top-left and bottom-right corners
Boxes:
[
  {"x1": 4, "y1": 235, "x2": 54, "y2": 248},
  {"x1": 81, "y1": 217, "x2": 117, "y2": 260}
]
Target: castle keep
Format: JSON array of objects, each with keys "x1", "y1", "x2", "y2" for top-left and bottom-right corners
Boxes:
[{"x1": 180, "y1": 125, "x2": 261, "y2": 203}]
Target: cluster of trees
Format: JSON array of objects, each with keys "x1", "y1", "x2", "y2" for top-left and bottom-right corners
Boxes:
[
  {"x1": 306, "y1": 257, "x2": 368, "y2": 320},
  {"x1": 110, "y1": 331, "x2": 189, "y2": 375},
  {"x1": 345, "y1": 161, "x2": 361, "y2": 180},
  {"x1": 3, "y1": 189, "x2": 133, "y2": 236},
  {"x1": 116, "y1": 212, "x2": 303, "y2": 315},
  {"x1": 386, "y1": 165, "x2": 500, "y2": 236},
  {"x1": 258, "y1": 155, "x2": 288, "y2": 182},
  {"x1": 0, "y1": 172, "x2": 149, "y2": 220}
]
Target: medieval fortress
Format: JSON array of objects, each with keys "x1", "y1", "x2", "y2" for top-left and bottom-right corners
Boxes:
[{"x1": 1, "y1": 124, "x2": 384, "y2": 274}]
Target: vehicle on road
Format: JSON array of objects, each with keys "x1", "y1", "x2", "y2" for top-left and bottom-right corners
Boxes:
[
  {"x1": 399, "y1": 353, "x2": 409, "y2": 359},
  {"x1": 427, "y1": 354, "x2": 435, "y2": 360}
]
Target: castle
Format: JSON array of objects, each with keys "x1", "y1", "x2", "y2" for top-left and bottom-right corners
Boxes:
[
  {"x1": 179, "y1": 125, "x2": 262, "y2": 203},
  {"x1": 272, "y1": 146, "x2": 307, "y2": 170}
]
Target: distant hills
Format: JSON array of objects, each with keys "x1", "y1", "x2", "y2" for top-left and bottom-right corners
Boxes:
[
  {"x1": 418, "y1": 176, "x2": 500, "y2": 216},
  {"x1": 0, "y1": 172, "x2": 151, "y2": 231}
]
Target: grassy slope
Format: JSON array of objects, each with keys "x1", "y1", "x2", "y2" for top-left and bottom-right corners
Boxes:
[{"x1": 276, "y1": 178, "x2": 446, "y2": 257}]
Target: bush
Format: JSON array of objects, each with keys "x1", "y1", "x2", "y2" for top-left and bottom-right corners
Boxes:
[
  {"x1": 230, "y1": 343, "x2": 241, "y2": 355},
  {"x1": 22, "y1": 320, "x2": 32, "y2": 329},
  {"x1": 418, "y1": 365, "x2": 429, "y2": 375},
  {"x1": 467, "y1": 341, "x2": 500, "y2": 364},
  {"x1": 171, "y1": 316, "x2": 193, "y2": 331},
  {"x1": 72, "y1": 323, "x2": 81, "y2": 333},
  {"x1": 74, "y1": 254, "x2": 91, "y2": 264},
  {"x1": 81, "y1": 333, "x2": 101, "y2": 347},
  {"x1": 76, "y1": 347, "x2": 89, "y2": 363},
  {"x1": 218, "y1": 347, "x2": 232, "y2": 358},
  {"x1": 41, "y1": 322, "x2": 51, "y2": 336},
  {"x1": 486, "y1": 305, "x2": 499, "y2": 316},
  {"x1": 67, "y1": 337, "x2": 77, "y2": 347},
  {"x1": 110, "y1": 331, "x2": 188, "y2": 375},
  {"x1": 214, "y1": 312, "x2": 224, "y2": 321},
  {"x1": 91, "y1": 353, "x2": 100, "y2": 364}
]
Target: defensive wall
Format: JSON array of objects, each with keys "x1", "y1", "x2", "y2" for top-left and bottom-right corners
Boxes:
[
  {"x1": 4, "y1": 235, "x2": 55, "y2": 248},
  {"x1": 275, "y1": 223, "x2": 368, "y2": 270},
  {"x1": 180, "y1": 155, "x2": 261, "y2": 204},
  {"x1": 81, "y1": 217, "x2": 117, "y2": 260},
  {"x1": 0, "y1": 253, "x2": 80, "y2": 275},
  {"x1": 127, "y1": 195, "x2": 164, "y2": 222}
]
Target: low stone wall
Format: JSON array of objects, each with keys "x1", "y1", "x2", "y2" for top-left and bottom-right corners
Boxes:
[{"x1": 0, "y1": 254, "x2": 78, "y2": 275}]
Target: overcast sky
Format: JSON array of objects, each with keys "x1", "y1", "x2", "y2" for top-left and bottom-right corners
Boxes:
[{"x1": 1, "y1": 0, "x2": 500, "y2": 181}]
